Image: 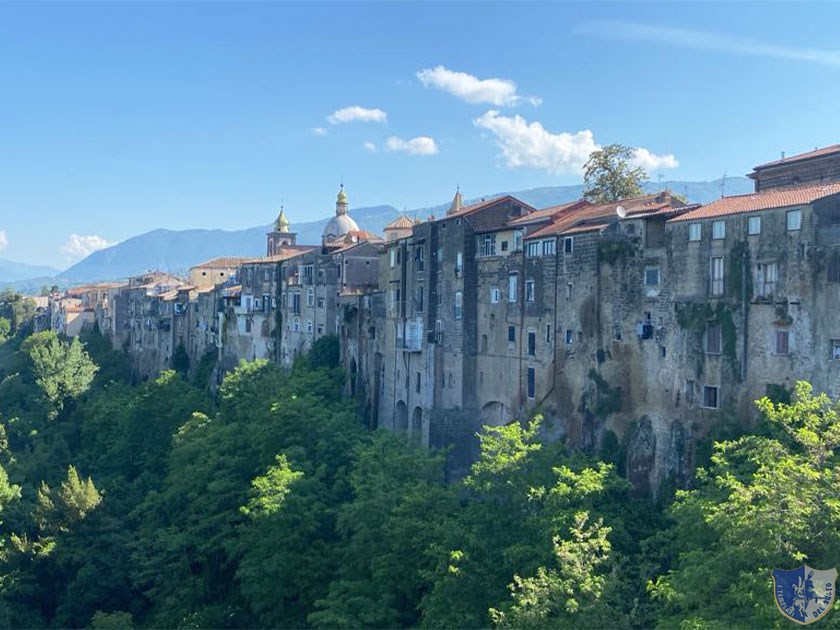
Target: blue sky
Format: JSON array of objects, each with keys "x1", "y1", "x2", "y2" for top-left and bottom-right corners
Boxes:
[{"x1": 2, "y1": 1, "x2": 840, "y2": 268}]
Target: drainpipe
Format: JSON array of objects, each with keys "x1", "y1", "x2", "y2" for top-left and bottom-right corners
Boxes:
[{"x1": 741, "y1": 245, "x2": 749, "y2": 380}]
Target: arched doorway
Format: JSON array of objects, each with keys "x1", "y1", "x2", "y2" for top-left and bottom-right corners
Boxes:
[
  {"x1": 395, "y1": 401, "x2": 408, "y2": 432},
  {"x1": 480, "y1": 401, "x2": 509, "y2": 427},
  {"x1": 412, "y1": 407, "x2": 423, "y2": 444}
]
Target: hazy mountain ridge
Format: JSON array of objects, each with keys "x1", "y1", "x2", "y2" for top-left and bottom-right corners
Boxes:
[
  {"x1": 0, "y1": 259, "x2": 61, "y2": 284},
  {"x1": 22, "y1": 178, "x2": 753, "y2": 286}
]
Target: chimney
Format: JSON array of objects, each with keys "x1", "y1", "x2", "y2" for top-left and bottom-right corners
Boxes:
[
  {"x1": 656, "y1": 190, "x2": 671, "y2": 204},
  {"x1": 781, "y1": 151, "x2": 786, "y2": 161}
]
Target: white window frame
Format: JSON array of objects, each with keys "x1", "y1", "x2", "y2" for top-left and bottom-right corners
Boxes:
[
  {"x1": 710, "y1": 256, "x2": 724, "y2": 296},
  {"x1": 526, "y1": 241, "x2": 540, "y2": 258},
  {"x1": 787, "y1": 208, "x2": 802, "y2": 231},
  {"x1": 701, "y1": 385, "x2": 719, "y2": 409},
  {"x1": 688, "y1": 223, "x2": 701, "y2": 242},
  {"x1": 712, "y1": 220, "x2": 726, "y2": 240},
  {"x1": 508, "y1": 273, "x2": 518, "y2": 302},
  {"x1": 748, "y1": 216, "x2": 761, "y2": 235},
  {"x1": 774, "y1": 330, "x2": 790, "y2": 356},
  {"x1": 542, "y1": 239, "x2": 556, "y2": 256},
  {"x1": 490, "y1": 287, "x2": 500, "y2": 304},
  {"x1": 454, "y1": 291, "x2": 463, "y2": 320},
  {"x1": 525, "y1": 280, "x2": 535, "y2": 302}
]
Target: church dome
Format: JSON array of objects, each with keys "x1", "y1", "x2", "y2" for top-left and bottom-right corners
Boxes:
[
  {"x1": 275, "y1": 208, "x2": 290, "y2": 232},
  {"x1": 323, "y1": 213, "x2": 360, "y2": 243}
]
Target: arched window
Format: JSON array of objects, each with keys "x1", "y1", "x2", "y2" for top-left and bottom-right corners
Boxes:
[
  {"x1": 293, "y1": 317, "x2": 300, "y2": 332},
  {"x1": 306, "y1": 319, "x2": 313, "y2": 334},
  {"x1": 307, "y1": 287, "x2": 315, "y2": 307}
]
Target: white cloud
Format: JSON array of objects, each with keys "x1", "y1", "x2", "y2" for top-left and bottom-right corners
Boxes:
[
  {"x1": 61, "y1": 234, "x2": 115, "y2": 260},
  {"x1": 473, "y1": 110, "x2": 678, "y2": 175},
  {"x1": 384, "y1": 136, "x2": 439, "y2": 156},
  {"x1": 631, "y1": 147, "x2": 679, "y2": 170},
  {"x1": 311, "y1": 127, "x2": 328, "y2": 136},
  {"x1": 416, "y1": 65, "x2": 541, "y2": 106},
  {"x1": 327, "y1": 106, "x2": 388, "y2": 125},
  {"x1": 0, "y1": 230, "x2": 7, "y2": 252},
  {"x1": 576, "y1": 20, "x2": 840, "y2": 68},
  {"x1": 363, "y1": 141, "x2": 377, "y2": 152}
]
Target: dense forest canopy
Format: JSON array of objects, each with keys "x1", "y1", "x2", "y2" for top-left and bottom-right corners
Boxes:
[{"x1": 0, "y1": 291, "x2": 837, "y2": 628}]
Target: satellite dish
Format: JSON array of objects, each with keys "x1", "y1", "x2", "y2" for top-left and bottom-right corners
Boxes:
[{"x1": 616, "y1": 205, "x2": 627, "y2": 219}]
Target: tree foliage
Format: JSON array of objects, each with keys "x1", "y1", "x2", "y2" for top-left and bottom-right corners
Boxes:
[{"x1": 583, "y1": 144, "x2": 648, "y2": 203}]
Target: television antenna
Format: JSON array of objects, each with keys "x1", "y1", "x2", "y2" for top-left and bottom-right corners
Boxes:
[{"x1": 720, "y1": 171, "x2": 728, "y2": 198}]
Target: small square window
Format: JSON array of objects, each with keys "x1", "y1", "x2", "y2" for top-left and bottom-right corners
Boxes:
[
  {"x1": 712, "y1": 220, "x2": 726, "y2": 240},
  {"x1": 688, "y1": 223, "x2": 701, "y2": 241},
  {"x1": 702, "y1": 385, "x2": 719, "y2": 409},
  {"x1": 787, "y1": 209, "x2": 802, "y2": 231},
  {"x1": 645, "y1": 266, "x2": 660, "y2": 286},
  {"x1": 748, "y1": 216, "x2": 761, "y2": 235},
  {"x1": 501, "y1": 240, "x2": 509, "y2": 252}
]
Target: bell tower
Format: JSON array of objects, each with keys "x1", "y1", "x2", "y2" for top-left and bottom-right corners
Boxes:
[{"x1": 267, "y1": 206, "x2": 296, "y2": 256}]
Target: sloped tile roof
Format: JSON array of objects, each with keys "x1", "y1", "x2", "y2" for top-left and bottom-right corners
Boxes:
[
  {"x1": 669, "y1": 182, "x2": 840, "y2": 222},
  {"x1": 508, "y1": 200, "x2": 591, "y2": 226},
  {"x1": 384, "y1": 215, "x2": 420, "y2": 230},
  {"x1": 192, "y1": 256, "x2": 251, "y2": 269},
  {"x1": 752, "y1": 144, "x2": 840, "y2": 171}
]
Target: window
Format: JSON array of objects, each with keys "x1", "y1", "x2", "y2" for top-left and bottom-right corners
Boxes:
[
  {"x1": 454, "y1": 291, "x2": 463, "y2": 319},
  {"x1": 508, "y1": 273, "x2": 518, "y2": 302},
  {"x1": 416, "y1": 372, "x2": 421, "y2": 394},
  {"x1": 748, "y1": 216, "x2": 761, "y2": 235},
  {"x1": 684, "y1": 380, "x2": 695, "y2": 404},
  {"x1": 527, "y1": 367, "x2": 535, "y2": 399},
  {"x1": 565, "y1": 329, "x2": 573, "y2": 345},
  {"x1": 702, "y1": 385, "x2": 719, "y2": 409},
  {"x1": 245, "y1": 318, "x2": 252, "y2": 333},
  {"x1": 390, "y1": 249, "x2": 396, "y2": 268},
  {"x1": 526, "y1": 241, "x2": 540, "y2": 257},
  {"x1": 710, "y1": 256, "x2": 724, "y2": 296},
  {"x1": 501, "y1": 240, "x2": 509, "y2": 252},
  {"x1": 832, "y1": 339, "x2": 840, "y2": 360},
  {"x1": 490, "y1": 287, "x2": 500, "y2": 304},
  {"x1": 712, "y1": 220, "x2": 726, "y2": 240},
  {"x1": 542, "y1": 239, "x2": 556, "y2": 256},
  {"x1": 564, "y1": 237, "x2": 574, "y2": 254},
  {"x1": 525, "y1": 280, "x2": 535, "y2": 302},
  {"x1": 787, "y1": 209, "x2": 802, "y2": 231},
  {"x1": 481, "y1": 334, "x2": 488, "y2": 353},
  {"x1": 829, "y1": 255, "x2": 840, "y2": 283},
  {"x1": 514, "y1": 231, "x2": 523, "y2": 251},
  {"x1": 644, "y1": 266, "x2": 660, "y2": 296},
  {"x1": 528, "y1": 331, "x2": 536, "y2": 356},
  {"x1": 293, "y1": 317, "x2": 300, "y2": 332},
  {"x1": 688, "y1": 223, "x2": 701, "y2": 241},
  {"x1": 317, "y1": 297, "x2": 325, "y2": 309},
  {"x1": 706, "y1": 322, "x2": 721, "y2": 354},
  {"x1": 481, "y1": 234, "x2": 497, "y2": 257},
  {"x1": 306, "y1": 319, "x2": 313, "y2": 334},
  {"x1": 455, "y1": 252, "x2": 463, "y2": 275},
  {"x1": 415, "y1": 246, "x2": 425, "y2": 271},
  {"x1": 508, "y1": 325, "x2": 516, "y2": 343},
  {"x1": 546, "y1": 324, "x2": 552, "y2": 343},
  {"x1": 755, "y1": 262, "x2": 778, "y2": 297},
  {"x1": 775, "y1": 330, "x2": 790, "y2": 355},
  {"x1": 565, "y1": 283, "x2": 572, "y2": 300},
  {"x1": 415, "y1": 287, "x2": 424, "y2": 312},
  {"x1": 307, "y1": 287, "x2": 315, "y2": 306}
]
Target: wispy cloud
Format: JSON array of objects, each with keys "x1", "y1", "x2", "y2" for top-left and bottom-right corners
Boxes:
[
  {"x1": 474, "y1": 110, "x2": 677, "y2": 175},
  {"x1": 416, "y1": 66, "x2": 541, "y2": 106},
  {"x1": 576, "y1": 20, "x2": 840, "y2": 67},
  {"x1": 0, "y1": 230, "x2": 7, "y2": 252},
  {"x1": 385, "y1": 136, "x2": 439, "y2": 156},
  {"x1": 363, "y1": 141, "x2": 377, "y2": 152},
  {"x1": 61, "y1": 234, "x2": 115, "y2": 260},
  {"x1": 327, "y1": 106, "x2": 387, "y2": 125},
  {"x1": 311, "y1": 127, "x2": 328, "y2": 136}
]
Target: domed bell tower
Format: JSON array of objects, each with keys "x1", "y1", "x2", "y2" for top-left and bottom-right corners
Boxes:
[{"x1": 267, "y1": 206, "x2": 297, "y2": 256}]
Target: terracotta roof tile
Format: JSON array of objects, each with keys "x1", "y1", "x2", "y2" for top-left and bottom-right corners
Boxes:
[
  {"x1": 752, "y1": 144, "x2": 840, "y2": 171},
  {"x1": 241, "y1": 247, "x2": 315, "y2": 264},
  {"x1": 192, "y1": 256, "x2": 251, "y2": 269},
  {"x1": 384, "y1": 215, "x2": 420, "y2": 230},
  {"x1": 669, "y1": 183, "x2": 840, "y2": 222},
  {"x1": 508, "y1": 200, "x2": 591, "y2": 226}
]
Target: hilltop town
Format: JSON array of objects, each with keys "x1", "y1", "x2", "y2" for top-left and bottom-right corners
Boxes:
[{"x1": 37, "y1": 144, "x2": 840, "y2": 487}]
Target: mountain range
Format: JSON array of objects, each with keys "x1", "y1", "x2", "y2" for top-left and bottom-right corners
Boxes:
[{"x1": 3, "y1": 177, "x2": 753, "y2": 288}]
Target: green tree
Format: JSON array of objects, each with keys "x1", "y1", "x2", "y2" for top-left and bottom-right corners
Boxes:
[
  {"x1": 583, "y1": 144, "x2": 648, "y2": 203},
  {"x1": 22, "y1": 332, "x2": 98, "y2": 417},
  {"x1": 0, "y1": 318, "x2": 10, "y2": 344},
  {"x1": 649, "y1": 381, "x2": 840, "y2": 628}
]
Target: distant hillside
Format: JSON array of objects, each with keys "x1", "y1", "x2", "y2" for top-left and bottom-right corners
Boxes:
[
  {"x1": 0, "y1": 259, "x2": 61, "y2": 283},
  {"x1": 58, "y1": 178, "x2": 753, "y2": 284}
]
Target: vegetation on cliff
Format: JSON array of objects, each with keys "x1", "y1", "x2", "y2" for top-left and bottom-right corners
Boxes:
[{"x1": 0, "y1": 292, "x2": 836, "y2": 628}]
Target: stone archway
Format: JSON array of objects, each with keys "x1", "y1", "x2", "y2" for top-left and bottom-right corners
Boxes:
[
  {"x1": 395, "y1": 400, "x2": 408, "y2": 432},
  {"x1": 480, "y1": 401, "x2": 509, "y2": 427},
  {"x1": 411, "y1": 406, "x2": 423, "y2": 443}
]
